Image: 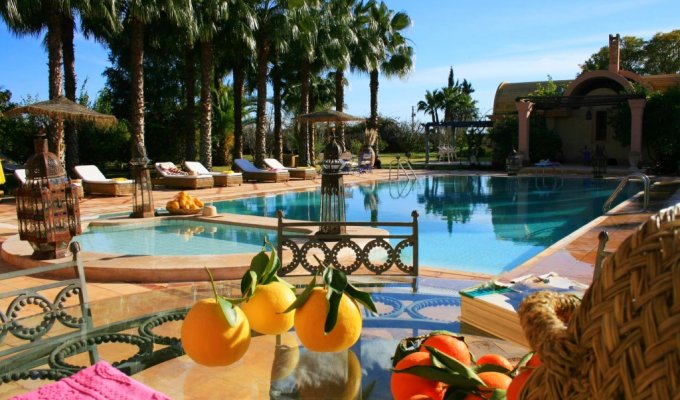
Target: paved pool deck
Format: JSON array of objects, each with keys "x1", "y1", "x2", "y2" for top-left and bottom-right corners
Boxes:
[{"x1": 1, "y1": 167, "x2": 679, "y2": 304}]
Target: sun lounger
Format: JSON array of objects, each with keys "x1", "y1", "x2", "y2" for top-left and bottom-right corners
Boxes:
[
  {"x1": 534, "y1": 160, "x2": 560, "y2": 167},
  {"x1": 263, "y1": 158, "x2": 316, "y2": 180},
  {"x1": 73, "y1": 165, "x2": 132, "y2": 196},
  {"x1": 153, "y1": 162, "x2": 214, "y2": 189},
  {"x1": 183, "y1": 161, "x2": 243, "y2": 187},
  {"x1": 233, "y1": 159, "x2": 290, "y2": 182}
]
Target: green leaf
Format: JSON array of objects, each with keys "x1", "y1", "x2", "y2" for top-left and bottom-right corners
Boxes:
[
  {"x1": 241, "y1": 270, "x2": 258, "y2": 299},
  {"x1": 249, "y1": 250, "x2": 270, "y2": 279},
  {"x1": 324, "y1": 290, "x2": 343, "y2": 333},
  {"x1": 393, "y1": 365, "x2": 480, "y2": 390},
  {"x1": 345, "y1": 282, "x2": 378, "y2": 314},
  {"x1": 488, "y1": 389, "x2": 507, "y2": 400},
  {"x1": 322, "y1": 262, "x2": 334, "y2": 289},
  {"x1": 512, "y1": 351, "x2": 535, "y2": 374},
  {"x1": 426, "y1": 347, "x2": 484, "y2": 386},
  {"x1": 475, "y1": 363, "x2": 512, "y2": 374},
  {"x1": 327, "y1": 267, "x2": 348, "y2": 295},
  {"x1": 260, "y1": 246, "x2": 281, "y2": 284},
  {"x1": 282, "y1": 274, "x2": 316, "y2": 313},
  {"x1": 217, "y1": 295, "x2": 238, "y2": 328}
]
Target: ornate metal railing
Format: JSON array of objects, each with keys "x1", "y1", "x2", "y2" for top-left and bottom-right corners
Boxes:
[{"x1": 276, "y1": 210, "x2": 419, "y2": 276}]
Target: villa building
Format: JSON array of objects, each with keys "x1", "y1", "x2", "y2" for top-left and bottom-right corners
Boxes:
[{"x1": 492, "y1": 34, "x2": 680, "y2": 167}]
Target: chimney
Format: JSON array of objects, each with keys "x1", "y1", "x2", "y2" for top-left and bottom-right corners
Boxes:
[{"x1": 609, "y1": 34, "x2": 620, "y2": 72}]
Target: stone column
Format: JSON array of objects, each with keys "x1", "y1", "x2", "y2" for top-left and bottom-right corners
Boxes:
[
  {"x1": 627, "y1": 98, "x2": 646, "y2": 169},
  {"x1": 516, "y1": 100, "x2": 533, "y2": 164}
]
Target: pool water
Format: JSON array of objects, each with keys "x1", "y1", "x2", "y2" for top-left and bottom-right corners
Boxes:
[
  {"x1": 76, "y1": 220, "x2": 276, "y2": 256},
  {"x1": 214, "y1": 175, "x2": 639, "y2": 274}
]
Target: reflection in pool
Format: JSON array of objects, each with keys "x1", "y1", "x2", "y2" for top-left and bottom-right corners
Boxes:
[
  {"x1": 76, "y1": 220, "x2": 277, "y2": 256},
  {"x1": 213, "y1": 175, "x2": 639, "y2": 274}
]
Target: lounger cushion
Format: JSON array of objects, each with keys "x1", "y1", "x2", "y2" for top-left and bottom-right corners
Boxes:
[
  {"x1": 156, "y1": 162, "x2": 188, "y2": 176},
  {"x1": 183, "y1": 161, "x2": 211, "y2": 175}
]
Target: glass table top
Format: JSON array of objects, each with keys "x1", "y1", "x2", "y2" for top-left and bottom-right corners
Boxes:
[{"x1": 0, "y1": 276, "x2": 528, "y2": 399}]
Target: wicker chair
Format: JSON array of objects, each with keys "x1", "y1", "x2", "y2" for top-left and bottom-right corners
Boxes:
[{"x1": 517, "y1": 204, "x2": 680, "y2": 400}]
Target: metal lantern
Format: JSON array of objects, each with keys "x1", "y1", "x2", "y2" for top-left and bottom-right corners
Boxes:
[
  {"x1": 506, "y1": 151, "x2": 522, "y2": 176},
  {"x1": 319, "y1": 135, "x2": 346, "y2": 235},
  {"x1": 16, "y1": 134, "x2": 81, "y2": 259},
  {"x1": 592, "y1": 145, "x2": 607, "y2": 178},
  {"x1": 130, "y1": 146, "x2": 155, "y2": 218}
]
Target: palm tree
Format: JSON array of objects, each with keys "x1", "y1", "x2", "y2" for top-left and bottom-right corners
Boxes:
[
  {"x1": 366, "y1": 1, "x2": 414, "y2": 160},
  {"x1": 289, "y1": 3, "x2": 320, "y2": 166},
  {"x1": 1, "y1": 1, "x2": 69, "y2": 159},
  {"x1": 216, "y1": 0, "x2": 256, "y2": 162},
  {"x1": 252, "y1": 0, "x2": 302, "y2": 168},
  {"x1": 367, "y1": 2, "x2": 412, "y2": 129},
  {"x1": 212, "y1": 85, "x2": 235, "y2": 165},
  {"x1": 192, "y1": 0, "x2": 229, "y2": 170},
  {"x1": 114, "y1": 0, "x2": 190, "y2": 158},
  {"x1": 417, "y1": 89, "x2": 441, "y2": 124},
  {"x1": 318, "y1": 0, "x2": 355, "y2": 151}
]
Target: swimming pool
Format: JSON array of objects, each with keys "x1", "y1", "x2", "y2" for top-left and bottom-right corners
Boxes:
[
  {"x1": 76, "y1": 219, "x2": 278, "y2": 256},
  {"x1": 213, "y1": 175, "x2": 638, "y2": 274}
]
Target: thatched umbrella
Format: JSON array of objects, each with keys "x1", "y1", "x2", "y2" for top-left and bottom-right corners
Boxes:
[
  {"x1": 296, "y1": 110, "x2": 365, "y2": 157},
  {"x1": 296, "y1": 110, "x2": 364, "y2": 123},
  {"x1": 5, "y1": 96, "x2": 117, "y2": 128}
]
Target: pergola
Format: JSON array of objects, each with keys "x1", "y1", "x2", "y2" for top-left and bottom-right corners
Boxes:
[{"x1": 422, "y1": 120, "x2": 493, "y2": 164}]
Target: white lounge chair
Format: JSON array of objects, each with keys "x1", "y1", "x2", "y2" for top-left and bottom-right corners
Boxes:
[
  {"x1": 153, "y1": 162, "x2": 213, "y2": 189},
  {"x1": 73, "y1": 165, "x2": 132, "y2": 196},
  {"x1": 183, "y1": 161, "x2": 243, "y2": 187},
  {"x1": 233, "y1": 159, "x2": 290, "y2": 182},
  {"x1": 263, "y1": 158, "x2": 316, "y2": 180}
]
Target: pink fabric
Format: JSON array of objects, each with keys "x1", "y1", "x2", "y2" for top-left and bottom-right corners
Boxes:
[{"x1": 12, "y1": 361, "x2": 171, "y2": 400}]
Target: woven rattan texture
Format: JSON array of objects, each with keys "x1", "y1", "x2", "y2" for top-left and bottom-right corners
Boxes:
[{"x1": 518, "y1": 204, "x2": 680, "y2": 400}]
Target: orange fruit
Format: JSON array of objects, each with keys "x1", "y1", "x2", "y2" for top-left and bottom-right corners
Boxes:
[
  {"x1": 390, "y1": 351, "x2": 445, "y2": 400},
  {"x1": 506, "y1": 368, "x2": 533, "y2": 400},
  {"x1": 476, "y1": 354, "x2": 514, "y2": 371},
  {"x1": 293, "y1": 287, "x2": 362, "y2": 352},
  {"x1": 181, "y1": 298, "x2": 251, "y2": 366},
  {"x1": 240, "y1": 281, "x2": 296, "y2": 335},
  {"x1": 477, "y1": 371, "x2": 512, "y2": 398},
  {"x1": 419, "y1": 334, "x2": 471, "y2": 365},
  {"x1": 296, "y1": 349, "x2": 361, "y2": 399}
]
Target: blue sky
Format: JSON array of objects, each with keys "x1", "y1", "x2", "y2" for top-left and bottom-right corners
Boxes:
[{"x1": 1, "y1": 0, "x2": 678, "y2": 124}]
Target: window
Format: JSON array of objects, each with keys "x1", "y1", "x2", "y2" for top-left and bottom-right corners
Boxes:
[{"x1": 595, "y1": 111, "x2": 607, "y2": 141}]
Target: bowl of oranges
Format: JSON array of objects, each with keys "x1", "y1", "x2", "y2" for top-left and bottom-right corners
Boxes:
[{"x1": 166, "y1": 191, "x2": 204, "y2": 215}]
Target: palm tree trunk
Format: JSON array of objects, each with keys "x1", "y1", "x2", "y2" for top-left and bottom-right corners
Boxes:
[
  {"x1": 254, "y1": 30, "x2": 270, "y2": 168},
  {"x1": 309, "y1": 90, "x2": 316, "y2": 165},
  {"x1": 62, "y1": 15, "x2": 78, "y2": 176},
  {"x1": 272, "y1": 63, "x2": 283, "y2": 162},
  {"x1": 184, "y1": 43, "x2": 196, "y2": 161},
  {"x1": 232, "y1": 63, "x2": 245, "y2": 161},
  {"x1": 46, "y1": 7, "x2": 64, "y2": 159},
  {"x1": 130, "y1": 17, "x2": 146, "y2": 155},
  {"x1": 369, "y1": 68, "x2": 379, "y2": 160},
  {"x1": 199, "y1": 40, "x2": 213, "y2": 169},
  {"x1": 299, "y1": 58, "x2": 310, "y2": 166},
  {"x1": 335, "y1": 69, "x2": 346, "y2": 151}
]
